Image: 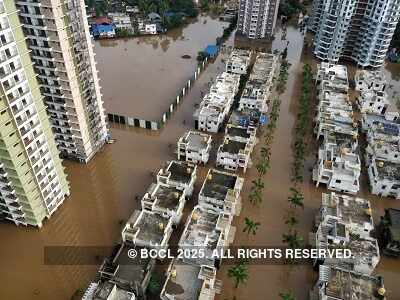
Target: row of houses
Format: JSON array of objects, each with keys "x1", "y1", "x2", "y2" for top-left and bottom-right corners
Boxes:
[
  {"x1": 309, "y1": 192, "x2": 386, "y2": 299},
  {"x1": 312, "y1": 63, "x2": 361, "y2": 195},
  {"x1": 81, "y1": 48, "x2": 278, "y2": 300},
  {"x1": 355, "y1": 70, "x2": 400, "y2": 200},
  {"x1": 90, "y1": 12, "x2": 164, "y2": 38}
]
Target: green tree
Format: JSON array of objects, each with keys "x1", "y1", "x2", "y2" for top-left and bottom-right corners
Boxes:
[
  {"x1": 243, "y1": 217, "x2": 260, "y2": 235},
  {"x1": 285, "y1": 214, "x2": 298, "y2": 228},
  {"x1": 282, "y1": 231, "x2": 304, "y2": 248},
  {"x1": 256, "y1": 159, "x2": 270, "y2": 176},
  {"x1": 249, "y1": 187, "x2": 262, "y2": 205},
  {"x1": 251, "y1": 177, "x2": 264, "y2": 190},
  {"x1": 227, "y1": 262, "x2": 249, "y2": 288},
  {"x1": 279, "y1": 291, "x2": 296, "y2": 300},
  {"x1": 288, "y1": 187, "x2": 304, "y2": 209}
]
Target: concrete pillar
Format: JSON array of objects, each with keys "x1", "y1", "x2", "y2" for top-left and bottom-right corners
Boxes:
[{"x1": 182, "y1": 87, "x2": 185, "y2": 96}]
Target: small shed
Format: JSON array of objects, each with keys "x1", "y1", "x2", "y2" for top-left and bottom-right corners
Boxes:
[{"x1": 204, "y1": 45, "x2": 218, "y2": 58}]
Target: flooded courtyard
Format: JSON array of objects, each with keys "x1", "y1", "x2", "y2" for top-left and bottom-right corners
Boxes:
[
  {"x1": 96, "y1": 14, "x2": 230, "y2": 120},
  {"x1": 0, "y1": 16, "x2": 400, "y2": 300}
]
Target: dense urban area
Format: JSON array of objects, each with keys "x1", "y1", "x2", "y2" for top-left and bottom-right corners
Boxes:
[{"x1": 0, "y1": 0, "x2": 400, "y2": 299}]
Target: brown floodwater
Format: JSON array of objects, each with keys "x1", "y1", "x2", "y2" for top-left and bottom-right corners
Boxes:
[
  {"x1": 95, "y1": 14, "x2": 230, "y2": 120},
  {"x1": 0, "y1": 16, "x2": 233, "y2": 300}
]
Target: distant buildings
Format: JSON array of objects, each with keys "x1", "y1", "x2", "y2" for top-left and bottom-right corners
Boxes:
[
  {"x1": 237, "y1": 0, "x2": 280, "y2": 39},
  {"x1": 108, "y1": 12, "x2": 133, "y2": 32},
  {"x1": 92, "y1": 17, "x2": 116, "y2": 38},
  {"x1": 177, "y1": 131, "x2": 212, "y2": 164},
  {"x1": 17, "y1": 0, "x2": 108, "y2": 163},
  {"x1": 309, "y1": 0, "x2": 400, "y2": 68},
  {"x1": 0, "y1": 0, "x2": 69, "y2": 227}
]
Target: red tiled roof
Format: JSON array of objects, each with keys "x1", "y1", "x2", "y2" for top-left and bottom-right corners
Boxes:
[{"x1": 95, "y1": 17, "x2": 112, "y2": 25}]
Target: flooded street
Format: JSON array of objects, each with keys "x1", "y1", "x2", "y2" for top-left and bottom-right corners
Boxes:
[
  {"x1": 96, "y1": 14, "x2": 230, "y2": 120},
  {"x1": 0, "y1": 15, "x2": 400, "y2": 300}
]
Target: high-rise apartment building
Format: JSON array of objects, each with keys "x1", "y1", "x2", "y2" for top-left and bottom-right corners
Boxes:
[
  {"x1": 310, "y1": 0, "x2": 400, "y2": 68},
  {"x1": 237, "y1": 0, "x2": 280, "y2": 39},
  {"x1": 16, "y1": 0, "x2": 108, "y2": 163},
  {"x1": 0, "y1": 0, "x2": 69, "y2": 227}
]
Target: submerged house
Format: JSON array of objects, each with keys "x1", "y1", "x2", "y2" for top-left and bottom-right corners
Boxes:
[
  {"x1": 216, "y1": 137, "x2": 254, "y2": 173},
  {"x1": 313, "y1": 142, "x2": 361, "y2": 195},
  {"x1": 225, "y1": 49, "x2": 251, "y2": 75},
  {"x1": 378, "y1": 208, "x2": 400, "y2": 257},
  {"x1": 160, "y1": 258, "x2": 222, "y2": 300},
  {"x1": 141, "y1": 183, "x2": 186, "y2": 224},
  {"x1": 179, "y1": 205, "x2": 235, "y2": 267},
  {"x1": 367, "y1": 158, "x2": 400, "y2": 199},
  {"x1": 311, "y1": 265, "x2": 386, "y2": 300},
  {"x1": 198, "y1": 169, "x2": 244, "y2": 216},
  {"x1": 157, "y1": 160, "x2": 197, "y2": 197},
  {"x1": 121, "y1": 210, "x2": 173, "y2": 251},
  {"x1": 194, "y1": 72, "x2": 240, "y2": 133},
  {"x1": 91, "y1": 17, "x2": 116, "y2": 38},
  {"x1": 312, "y1": 193, "x2": 379, "y2": 275},
  {"x1": 177, "y1": 131, "x2": 212, "y2": 164},
  {"x1": 83, "y1": 243, "x2": 155, "y2": 299}
]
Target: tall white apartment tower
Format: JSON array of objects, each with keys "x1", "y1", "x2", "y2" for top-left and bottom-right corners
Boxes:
[
  {"x1": 16, "y1": 0, "x2": 108, "y2": 163},
  {"x1": 310, "y1": 0, "x2": 400, "y2": 68},
  {"x1": 237, "y1": 0, "x2": 280, "y2": 39},
  {"x1": 0, "y1": 0, "x2": 69, "y2": 227}
]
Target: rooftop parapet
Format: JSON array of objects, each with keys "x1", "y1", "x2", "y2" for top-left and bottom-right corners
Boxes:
[
  {"x1": 157, "y1": 160, "x2": 197, "y2": 196},
  {"x1": 121, "y1": 210, "x2": 173, "y2": 250}
]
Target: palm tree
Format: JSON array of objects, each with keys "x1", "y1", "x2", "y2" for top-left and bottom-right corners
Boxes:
[
  {"x1": 279, "y1": 291, "x2": 296, "y2": 300},
  {"x1": 288, "y1": 187, "x2": 304, "y2": 209},
  {"x1": 249, "y1": 188, "x2": 262, "y2": 205},
  {"x1": 243, "y1": 217, "x2": 260, "y2": 235},
  {"x1": 251, "y1": 177, "x2": 264, "y2": 190},
  {"x1": 260, "y1": 146, "x2": 271, "y2": 160},
  {"x1": 256, "y1": 159, "x2": 269, "y2": 176},
  {"x1": 282, "y1": 231, "x2": 304, "y2": 248},
  {"x1": 285, "y1": 215, "x2": 298, "y2": 228},
  {"x1": 227, "y1": 263, "x2": 249, "y2": 288}
]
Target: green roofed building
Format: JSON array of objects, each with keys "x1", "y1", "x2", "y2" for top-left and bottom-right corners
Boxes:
[{"x1": 0, "y1": 0, "x2": 69, "y2": 227}]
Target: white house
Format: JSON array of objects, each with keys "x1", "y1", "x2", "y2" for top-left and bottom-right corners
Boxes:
[
  {"x1": 178, "y1": 205, "x2": 235, "y2": 267},
  {"x1": 160, "y1": 258, "x2": 222, "y2": 300},
  {"x1": 121, "y1": 210, "x2": 174, "y2": 251},
  {"x1": 108, "y1": 12, "x2": 133, "y2": 31},
  {"x1": 141, "y1": 183, "x2": 186, "y2": 224},
  {"x1": 313, "y1": 194, "x2": 379, "y2": 275},
  {"x1": 198, "y1": 169, "x2": 244, "y2": 216},
  {"x1": 367, "y1": 158, "x2": 400, "y2": 199},
  {"x1": 157, "y1": 161, "x2": 197, "y2": 197},
  {"x1": 312, "y1": 266, "x2": 386, "y2": 300},
  {"x1": 177, "y1": 131, "x2": 212, "y2": 164},
  {"x1": 313, "y1": 142, "x2": 361, "y2": 195},
  {"x1": 225, "y1": 49, "x2": 251, "y2": 75},
  {"x1": 194, "y1": 72, "x2": 240, "y2": 133}
]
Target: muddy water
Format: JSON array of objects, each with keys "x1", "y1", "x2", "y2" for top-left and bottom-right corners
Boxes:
[
  {"x1": 95, "y1": 14, "x2": 230, "y2": 120},
  {"x1": 0, "y1": 19, "x2": 233, "y2": 300}
]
